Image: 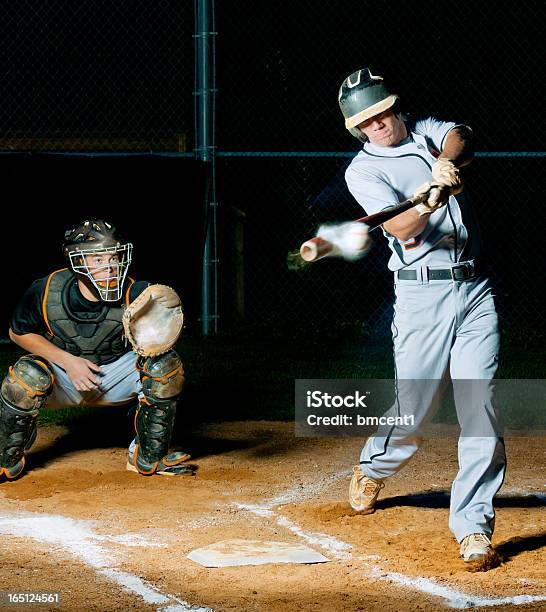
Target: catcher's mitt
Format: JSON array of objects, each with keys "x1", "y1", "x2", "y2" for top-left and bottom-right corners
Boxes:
[{"x1": 123, "y1": 284, "x2": 184, "y2": 357}]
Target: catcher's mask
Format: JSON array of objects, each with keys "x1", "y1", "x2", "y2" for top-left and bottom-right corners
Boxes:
[
  {"x1": 338, "y1": 68, "x2": 405, "y2": 143},
  {"x1": 63, "y1": 219, "x2": 133, "y2": 302}
]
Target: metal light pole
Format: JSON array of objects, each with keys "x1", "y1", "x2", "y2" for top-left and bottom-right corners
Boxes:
[{"x1": 195, "y1": 0, "x2": 217, "y2": 335}]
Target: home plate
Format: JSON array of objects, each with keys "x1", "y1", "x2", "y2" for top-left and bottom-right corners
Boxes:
[{"x1": 187, "y1": 539, "x2": 329, "y2": 567}]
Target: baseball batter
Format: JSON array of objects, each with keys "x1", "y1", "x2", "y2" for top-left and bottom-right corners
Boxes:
[
  {"x1": 0, "y1": 219, "x2": 191, "y2": 480},
  {"x1": 338, "y1": 68, "x2": 505, "y2": 566}
]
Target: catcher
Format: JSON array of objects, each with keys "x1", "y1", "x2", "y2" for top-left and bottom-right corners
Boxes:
[{"x1": 0, "y1": 219, "x2": 190, "y2": 480}]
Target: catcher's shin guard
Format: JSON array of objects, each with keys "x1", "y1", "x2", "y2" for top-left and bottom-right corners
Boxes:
[
  {"x1": 129, "y1": 351, "x2": 191, "y2": 475},
  {"x1": 0, "y1": 355, "x2": 53, "y2": 480}
]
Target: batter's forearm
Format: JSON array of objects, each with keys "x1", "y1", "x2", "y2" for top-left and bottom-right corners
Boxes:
[
  {"x1": 440, "y1": 126, "x2": 474, "y2": 167},
  {"x1": 8, "y1": 329, "x2": 72, "y2": 370},
  {"x1": 383, "y1": 207, "x2": 429, "y2": 242}
]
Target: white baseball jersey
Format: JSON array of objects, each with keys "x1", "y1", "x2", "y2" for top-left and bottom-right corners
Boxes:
[{"x1": 345, "y1": 117, "x2": 481, "y2": 271}]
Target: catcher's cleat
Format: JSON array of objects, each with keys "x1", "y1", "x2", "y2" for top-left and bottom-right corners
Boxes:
[
  {"x1": 127, "y1": 445, "x2": 192, "y2": 476},
  {"x1": 460, "y1": 533, "x2": 497, "y2": 565},
  {"x1": 349, "y1": 465, "x2": 384, "y2": 512}
]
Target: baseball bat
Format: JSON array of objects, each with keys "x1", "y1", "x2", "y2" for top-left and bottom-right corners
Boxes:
[{"x1": 299, "y1": 193, "x2": 427, "y2": 263}]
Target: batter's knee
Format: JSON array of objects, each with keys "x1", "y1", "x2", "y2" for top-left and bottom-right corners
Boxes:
[
  {"x1": 1, "y1": 354, "x2": 54, "y2": 411},
  {"x1": 139, "y1": 350, "x2": 185, "y2": 403}
]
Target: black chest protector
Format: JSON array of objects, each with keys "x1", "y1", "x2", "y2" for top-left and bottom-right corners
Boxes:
[{"x1": 41, "y1": 269, "x2": 133, "y2": 365}]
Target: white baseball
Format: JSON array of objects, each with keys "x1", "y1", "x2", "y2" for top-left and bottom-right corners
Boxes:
[
  {"x1": 343, "y1": 222, "x2": 370, "y2": 253},
  {"x1": 316, "y1": 221, "x2": 372, "y2": 261}
]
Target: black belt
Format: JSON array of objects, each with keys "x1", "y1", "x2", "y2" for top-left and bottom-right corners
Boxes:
[{"x1": 397, "y1": 261, "x2": 481, "y2": 281}]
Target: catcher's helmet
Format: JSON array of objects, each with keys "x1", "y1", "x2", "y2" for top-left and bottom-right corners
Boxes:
[
  {"x1": 338, "y1": 68, "x2": 400, "y2": 142},
  {"x1": 63, "y1": 219, "x2": 133, "y2": 302}
]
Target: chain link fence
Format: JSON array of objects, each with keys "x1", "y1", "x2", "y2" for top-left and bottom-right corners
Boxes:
[
  {"x1": 217, "y1": 155, "x2": 543, "y2": 338},
  {"x1": 0, "y1": 0, "x2": 193, "y2": 151},
  {"x1": 214, "y1": 0, "x2": 544, "y2": 340},
  {"x1": 0, "y1": 1, "x2": 543, "y2": 341}
]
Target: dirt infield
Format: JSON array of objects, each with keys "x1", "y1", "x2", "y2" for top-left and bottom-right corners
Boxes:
[{"x1": 0, "y1": 421, "x2": 545, "y2": 611}]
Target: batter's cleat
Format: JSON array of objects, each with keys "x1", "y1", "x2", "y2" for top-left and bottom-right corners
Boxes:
[
  {"x1": 127, "y1": 447, "x2": 193, "y2": 476},
  {"x1": 349, "y1": 465, "x2": 384, "y2": 512},
  {"x1": 460, "y1": 533, "x2": 495, "y2": 564}
]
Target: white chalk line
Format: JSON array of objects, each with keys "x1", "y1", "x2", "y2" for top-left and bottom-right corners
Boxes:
[
  {"x1": 266, "y1": 469, "x2": 350, "y2": 507},
  {"x1": 370, "y1": 570, "x2": 546, "y2": 610},
  {"x1": 233, "y1": 468, "x2": 355, "y2": 560},
  {"x1": 235, "y1": 503, "x2": 352, "y2": 561},
  {"x1": 181, "y1": 472, "x2": 352, "y2": 532},
  {"x1": 2, "y1": 474, "x2": 542, "y2": 610},
  {"x1": 235, "y1": 481, "x2": 546, "y2": 609},
  {"x1": 276, "y1": 515, "x2": 352, "y2": 560},
  {"x1": 0, "y1": 512, "x2": 212, "y2": 612}
]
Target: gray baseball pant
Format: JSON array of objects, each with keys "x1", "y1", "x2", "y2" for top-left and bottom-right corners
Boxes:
[
  {"x1": 45, "y1": 351, "x2": 142, "y2": 409},
  {"x1": 359, "y1": 275, "x2": 506, "y2": 542}
]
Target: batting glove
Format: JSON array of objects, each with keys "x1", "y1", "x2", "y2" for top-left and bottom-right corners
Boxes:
[
  {"x1": 413, "y1": 159, "x2": 464, "y2": 216},
  {"x1": 413, "y1": 182, "x2": 444, "y2": 216},
  {"x1": 431, "y1": 158, "x2": 463, "y2": 192}
]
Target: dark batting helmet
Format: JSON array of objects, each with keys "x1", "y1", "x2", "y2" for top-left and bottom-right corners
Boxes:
[{"x1": 338, "y1": 68, "x2": 400, "y2": 142}]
